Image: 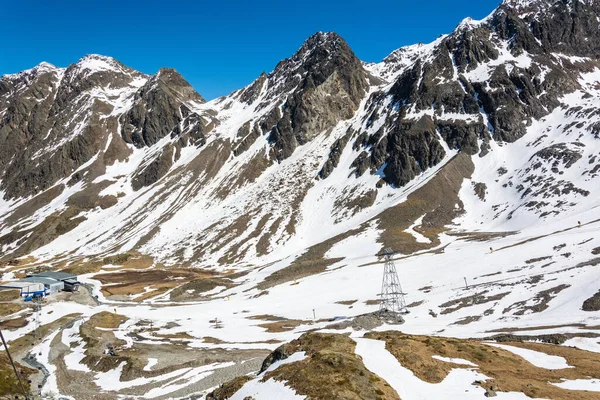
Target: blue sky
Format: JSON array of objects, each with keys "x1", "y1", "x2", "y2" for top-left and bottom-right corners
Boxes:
[{"x1": 1, "y1": 0, "x2": 501, "y2": 100}]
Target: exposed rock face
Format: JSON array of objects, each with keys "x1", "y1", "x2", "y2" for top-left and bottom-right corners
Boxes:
[
  {"x1": 0, "y1": 56, "x2": 146, "y2": 199},
  {"x1": 120, "y1": 68, "x2": 205, "y2": 148},
  {"x1": 319, "y1": 129, "x2": 353, "y2": 179},
  {"x1": 582, "y1": 290, "x2": 600, "y2": 312},
  {"x1": 338, "y1": 0, "x2": 600, "y2": 188},
  {"x1": 263, "y1": 32, "x2": 369, "y2": 161}
]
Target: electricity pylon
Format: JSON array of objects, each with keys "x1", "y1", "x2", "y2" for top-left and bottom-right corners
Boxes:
[{"x1": 379, "y1": 248, "x2": 408, "y2": 315}]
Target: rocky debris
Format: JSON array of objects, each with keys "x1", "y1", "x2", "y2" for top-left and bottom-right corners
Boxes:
[
  {"x1": 503, "y1": 284, "x2": 571, "y2": 315},
  {"x1": 319, "y1": 129, "x2": 353, "y2": 179},
  {"x1": 131, "y1": 144, "x2": 176, "y2": 191},
  {"x1": 530, "y1": 143, "x2": 583, "y2": 170},
  {"x1": 0, "y1": 57, "x2": 139, "y2": 200},
  {"x1": 440, "y1": 291, "x2": 510, "y2": 314},
  {"x1": 350, "y1": 115, "x2": 448, "y2": 188},
  {"x1": 324, "y1": 312, "x2": 384, "y2": 331},
  {"x1": 498, "y1": 0, "x2": 600, "y2": 58},
  {"x1": 483, "y1": 332, "x2": 599, "y2": 345},
  {"x1": 525, "y1": 256, "x2": 552, "y2": 264},
  {"x1": 238, "y1": 72, "x2": 267, "y2": 105},
  {"x1": 206, "y1": 375, "x2": 253, "y2": 400},
  {"x1": 233, "y1": 122, "x2": 261, "y2": 156},
  {"x1": 473, "y1": 182, "x2": 487, "y2": 201},
  {"x1": 582, "y1": 290, "x2": 600, "y2": 312}
]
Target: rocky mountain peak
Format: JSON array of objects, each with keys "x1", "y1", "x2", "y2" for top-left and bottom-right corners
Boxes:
[
  {"x1": 296, "y1": 31, "x2": 344, "y2": 55},
  {"x1": 0, "y1": 61, "x2": 63, "y2": 85},
  {"x1": 153, "y1": 67, "x2": 205, "y2": 103},
  {"x1": 254, "y1": 31, "x2": 369, "y2": 160},
  {"x1": 29, "y1": 61, "x2": 61, "y2": 76},
  {"x1": 268, "y1": 31, "x2": 359, "y2": 85},
  {"x1": 66, "y1": 54, "x2": 144, "y2": 83}
]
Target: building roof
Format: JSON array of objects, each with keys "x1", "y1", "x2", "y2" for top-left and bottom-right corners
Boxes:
[
  {"x1": 21, "y1": 276, "x2": 64, "y2": 286},
  {"x1": 28, "y1": 271, "x2": 77, "y2": 281}
]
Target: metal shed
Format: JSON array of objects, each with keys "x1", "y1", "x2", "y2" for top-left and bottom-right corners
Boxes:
[
  {"x1": 63, "y1": 278, "x2": 80, "y2": 292},
  {"x1": 21, "y1": 276, "x2": 64, "y2": 294},
  {"x1": 28, "y1": 271, "x2": 81, "y2": 292},
  {"x1": 0, "y1": 281, "x2": 46, "y2": 296}
]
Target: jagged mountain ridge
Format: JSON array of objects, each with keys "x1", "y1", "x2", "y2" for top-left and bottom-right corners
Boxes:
[{"x1": 0, "y1": 0, "x2": 599, "y2": 269}]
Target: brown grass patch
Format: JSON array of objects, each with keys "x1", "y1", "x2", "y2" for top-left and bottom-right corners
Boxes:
[
  {"x1": 155, "y1": 332, "x2": 195, "y2": 340},
  {"x1": 94, "y1": 268, "x2": 216, "y2": 300},
  {"x1": 0, "y1": 315, "x2": 29, "y2": 330},
  {"x1": 0, "y1": 290, "x2": 21, "y2": 301},
  {"x1": 207, "y1": 375, "x2": 254, "y2": 400},
  {"x1": 366, "y1": 331, "x2": 600, "y2": 400},
  {"x1": 55, "y1": 252, "x2": 157, "y2": 277},
  {"x1": 203, "y1": 336, "x2": 227, "y2": 344},
  {"x1": 375, "y1": 153, "x2": 474, "y2": 254},
  {"x1": 258, "y1": 320, "x2": 305, "y2": 333},
  {"x1": 336, "y1": 300, "x2": 358, "y2": 305},
  {"x1": 263, "y1": 333, "x2": 400, "y2": 400},
  {"x1": 258, "y1": 228, "x2": 363, "y2": 290},
  {"x1": 88, "y1": 311, "x2": 128, "y2": 329},
  {"x1": 247, "y1": 314, "x2": 308, "y2": 333},
  {"x1": 78, "y1": 312, "x2": 129, "y2": 371},
  {"x1": 247, "y1": 314, "x2": 288, "y2": 321},
  {"x1": 440, "y1": 291, "x2": 510, "y2": 314},
  {"x1": 203, "y1": 336, "x2": 282, "y2": 345},
  {"x1": 169, "y1": 277, "x2": 233, "y2": 301},
  {"x1": 0, "y1": 352, "x2": 36, "y2": 399},
  {"x1": 0, "y1": 302, "x2": 24, "y2": 317},
  {"x1": 485, "y1": 323, "x2": 593, "y2": 334}
]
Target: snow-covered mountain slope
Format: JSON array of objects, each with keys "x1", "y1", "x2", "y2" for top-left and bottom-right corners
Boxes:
[{"x1": 2, "y1": 0, "x2": 599, "y2": 272}]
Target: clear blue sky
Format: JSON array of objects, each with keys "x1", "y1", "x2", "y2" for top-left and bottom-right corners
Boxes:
[{"x1": 1, "y1": 0, "x2": 501, "y2": 100}]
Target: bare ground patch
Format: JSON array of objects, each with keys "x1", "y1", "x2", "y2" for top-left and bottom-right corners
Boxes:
[
  {"x1": 260, "y1": 333, "x2": 400, "y2": 400},
  {"x1": 257, "y1": 228, "x2": 364, "y2": 290},
  {"x1": 375, "y1": 153, "x2": 474, "y2": 254},
  {"x1": 503, "y1": 284, "x2": 570, "y2": 315},
  {"x1": 439, "y1": 291, "x2": 510, "y2": 315},
  {"x1": 366, "y1": 331, "x2": 600, "y2": 400}
]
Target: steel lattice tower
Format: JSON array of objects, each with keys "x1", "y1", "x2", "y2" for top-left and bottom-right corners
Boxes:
[{"x1": 379, "y1": 248, "x2": 408, "y2": 314}]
